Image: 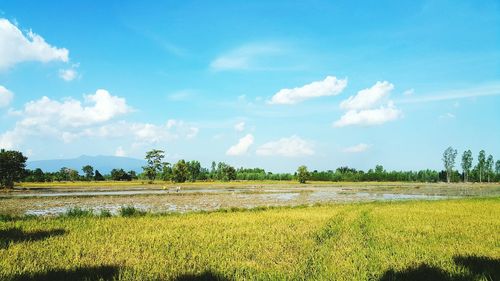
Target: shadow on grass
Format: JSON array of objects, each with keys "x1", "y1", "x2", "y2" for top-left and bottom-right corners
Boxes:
[
  {"x1": 6, "y1": 265, "x2": 120, "y2": 281},
  {"x1": 175, "y1": 270, "x2": 229, "y2": 281},
  {"x1": 379, "y1": 255, "x2": 500, "y2": 281},
  {"x1": 0, "y1": 227, "x2": 66, "y2": 249}
]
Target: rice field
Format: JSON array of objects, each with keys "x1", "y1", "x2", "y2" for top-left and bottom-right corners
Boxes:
[{"x1": 0, "y1": 198, "x2": 499, "y2": 280}]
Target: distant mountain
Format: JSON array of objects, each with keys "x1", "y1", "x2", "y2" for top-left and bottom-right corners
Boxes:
[{"x1": 27, "y1": 155, "x2": 145, "y2": 174}]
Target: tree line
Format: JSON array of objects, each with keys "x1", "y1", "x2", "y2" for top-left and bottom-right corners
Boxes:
[{"x1": 0, "y1": 147, "x2": 499, "y2": 188}]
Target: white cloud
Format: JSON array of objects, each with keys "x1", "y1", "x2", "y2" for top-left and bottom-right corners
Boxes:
[
  {"x1": 210, "y1": 43, "x2": 284, "y2": 71},
  {"x1": 115, "y1": 146, "x2": 126, "y2": 157},
  {"x1": 334, "y1": 81, "x2": 402, "y2": 127},
  {"x1": 0, "y1": 85, "x2": 13, "y2": 107},
  {"x1": 342, "y1": 143, "x2": 371, "y2": 153},
  {"x1": 269, "y1": 76, "x2": 347, "y2": 105},
  {"x1": 396, "y1": 82, "x2": 500, "y2": 104},
  {"x1": 402, "y1": 89, "x2": 414, "y2": 96},
  {"x1": 0, "y1": 130, "x2": 16, "y2": 149},
  {"x1": 439, "y1": 113, "x2": 455, "y2": 119},
  {"x1": 333, "y1": 103, "x2": 402, "y2": 127},
  {"x1": 226, "y1": 134, "x2": 254, "y2": 156},
  {"x1": 234, "y1": 121, "x2": 245, "y2": 132},
  {"x1": 340, "y1": 81, "x2": 393, "y2": 110},
  {"x1": 0, "y1": 18, "x2": 69, "y2": 70},
  {"x1": 0, "y1": 91, "x2": 200, "y2": 151},
  {"x1": 256, "y1": 135, "x2": 314, "y2": 157},
  {"x1": 20, "y1": 89, "x2": 131, "y2": 128},
  {"x1": 59, "y1": 67, "x2": 78, "y2": 81},
  {"x1": 167, "y1": 90, "x2": 195, "y2": 101}
]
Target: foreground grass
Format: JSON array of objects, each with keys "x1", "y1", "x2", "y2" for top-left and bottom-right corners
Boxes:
[{"x1": 0, "y1": 199, "x2": 499, "y2": 280}]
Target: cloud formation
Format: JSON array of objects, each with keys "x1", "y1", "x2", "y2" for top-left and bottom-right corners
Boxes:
[
  {"x1": 226, "y1": 134, "x2": 254, "y2": 156},
  {"x1": 269, "y1": 76, "x2": 347, "y2": 105},
  {"x1": 0, "y1": 18, "x2": 69, "y2": 70},
  {"x1": 342, "y1": 143, "x2": 371, "y2": 153},
  {"x1": 256, "y1": 135, "x2": 314, "y2": 157},
  {"x1": 234, "y1": 121, "x2": 245, "y2": 132},
  {"x1": 0, "y1": 85, "x2": 13, "y2": 107},
  {"x1": 0, "y1": 91, "x2": 198, "y2": 150},
  {"x1": 334, "y1": 81, "x2": 402, "y2": 127},
  {"x1": 340, "y1": 81, "x2": 393, "y2": 110},
  {"x1": 59, "y1": 67, "x2": 78, "y2": 81},
  {"x1": 210, "y1": 43, "x2": 283, "y2": 71}
]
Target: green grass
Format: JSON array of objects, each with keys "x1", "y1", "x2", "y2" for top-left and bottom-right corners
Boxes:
[{"x1": 0, "y1": 198, "x2": 499, "y2": 280}]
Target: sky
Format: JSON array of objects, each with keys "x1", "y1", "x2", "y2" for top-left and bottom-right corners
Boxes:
[{"x1": 0, "y1": 0, "x2": 499, "y2": 172}]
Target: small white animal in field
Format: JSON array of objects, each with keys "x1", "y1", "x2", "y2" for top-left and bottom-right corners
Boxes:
[{"x1": 176, "y1": 186, "x2": 181, "y2": 192}]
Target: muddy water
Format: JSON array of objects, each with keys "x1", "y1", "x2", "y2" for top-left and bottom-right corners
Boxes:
[{"x1": 1, "y1": 184, "x2": 498, "y2": 216}]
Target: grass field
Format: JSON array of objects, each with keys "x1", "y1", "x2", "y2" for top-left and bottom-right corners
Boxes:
[{"x1": 1, "y1": 198, "x2": 499, "y2": 280}]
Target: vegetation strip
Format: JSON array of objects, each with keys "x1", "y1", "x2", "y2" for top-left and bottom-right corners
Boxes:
[{"x1": 1, "y1": 198, "x2": 498, "y2": 280}]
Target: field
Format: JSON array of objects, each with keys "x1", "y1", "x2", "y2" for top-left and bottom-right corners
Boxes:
[{"x1": 1, "y1": 198, "x2": 499, "y2": 280}]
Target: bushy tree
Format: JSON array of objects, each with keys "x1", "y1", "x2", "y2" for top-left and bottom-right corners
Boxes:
[
  {"x1": 172, "y1": 160, "x2": 189, "y2": 183},
  {"x1": 0, "y1": 149, "x2": 28, "y2": 188},
  {"x1": 461, "y1": 150, "x2": 473, "y2": 182},
  {"x1": 297, "y1": 165, "x2": 310, "y2": 184},
  {"x1": 94, "y1": 170, "x2": 105, "y2": 181},
  {"x1": 142, "y1": 149, "x2": 165, "y2": 182},
  {"x1": 442, "y1": 146, "x2": 457, "y2": 183},
  {"x1": 82, "y1": 165, "x2": 94, "y2": 181},
  {"x1": 110, "y1": 168, "x2": 132, "y2": 181}
]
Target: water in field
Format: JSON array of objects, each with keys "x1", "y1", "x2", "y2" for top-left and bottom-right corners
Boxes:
[{"x1": 1, "y1": 183, "x2": 498, "y2": 216}]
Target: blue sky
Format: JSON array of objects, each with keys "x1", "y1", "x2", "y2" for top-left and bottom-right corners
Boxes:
[{"x1": 0, "y1": 0, "x2": 499, "y2": 172}]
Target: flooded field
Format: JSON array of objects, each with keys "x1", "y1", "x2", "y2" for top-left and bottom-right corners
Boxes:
[{"x1": 1, "y1": 182, "x2": 499, "y2": 216}]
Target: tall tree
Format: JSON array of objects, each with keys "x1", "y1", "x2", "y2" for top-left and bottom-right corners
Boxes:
[
  {"x1": 485, "y1": 155, "x2": 494, "y2": 183},
  {"x1": 142, "y1": 149, "x2": 165, "y2": 182},
  {"x1": 187, "y1": 160, "x2": 201, "y2": 182},
  {"x1": 496, "y1": 160, "x2": 500, "y2": 177},
  {"x1": 477, "y1": 150, "x2": 486, "y2": 183},
  {"x1": 0, "y1": 149, "x2": 27, "y2": 189},
  {"x1": 442, "y1": 146, "x2": 457, "y2": 183},
  {"x1": 82, "y1": 165, "x2": 94, "y2": 181},
  {"x1": 461, "y1": 150, "x2": 473, "y2": 182},
  {"x1": 297, "y1": 165, "x2": 310, "y2": 184}
]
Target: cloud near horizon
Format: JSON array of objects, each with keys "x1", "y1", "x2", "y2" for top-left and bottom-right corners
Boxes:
[
  {"x1": 256, "y1": 135, "x2": 314, "y2": 157},
  {"x1": 226, "y1": 134, "x2": 254, "y2": 156},
  {"x1": 0, "y1": 91, "x2": 199, "y2": 150}
]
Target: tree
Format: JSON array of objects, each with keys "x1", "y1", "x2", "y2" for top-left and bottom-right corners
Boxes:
[
  {"x1": 82, "y1": 165, "x2": 94, "y2": 181},
  {"x1": 496, "y1": 160, "x2": 500, "y2": 178},
  {"x1": 485, "y1": 155, "x2": 494, "y2": 183},
  {"x1": 32, "y1": 168, "x2": 45, "y2": 182},
  {"x1": 0, "y1": 149, "x2": 28, "y2": 189},
  {"x1": 442, "y1": 146, "x2": 457, "y2": 183},
  {"x1": 461, "y1": 150, "x2": 473, "y2": 182},
  {"x1": 94, "y1": 170, "x2": 105, "y2": 181},
  {"x1": 142, "y1": 149, "x2": 165, "y2": 182},
  {"x1": 161, "y1": 163, "x2": 173, "y2": 181},
  {"x1": 172, "y1": 160, "x2": 189, "y2": 183},
  {"x1": 68, "y1": 169, "x2": 79, "y2": 182},
  {"x1": 477, "y1": 150, "x2": 486, "y2": 183},
  {"x1": 110, "y1": 168, "x2": 131, "y2": 181},
  {"x1": 128, "y1": 170, "x2": 138, "y2": 180},
  {"x1": 187, "y1": 160, "x2": 201, "y2": 182},
  {"x1": 297, "y1": 165, "x2": 310, "y2": 184}
]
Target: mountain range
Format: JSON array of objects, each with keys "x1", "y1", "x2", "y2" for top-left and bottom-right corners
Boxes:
[{"x1": 27, "y1": 155, "x2": 145, "y2": 174}]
